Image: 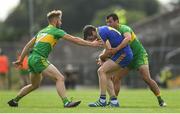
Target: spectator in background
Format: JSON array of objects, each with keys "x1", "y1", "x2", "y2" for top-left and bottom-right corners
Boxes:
[
  {"x1": 157, "y1": 66, "x2": 172, "y2": 88},
  {"x1": 0, "y1": 48, "x2": 9, "y2": 90},
  {"x1": 16, "y1": 51, "x2": 29, "y2": 88}
]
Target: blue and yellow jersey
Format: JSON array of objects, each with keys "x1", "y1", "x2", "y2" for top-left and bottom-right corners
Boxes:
[
  {"x1": 97, "y1": 26, "x2": 132, "y2": 55},
  {"x1": 33, "y1": 25, "x2": 67, "y2": 58}
]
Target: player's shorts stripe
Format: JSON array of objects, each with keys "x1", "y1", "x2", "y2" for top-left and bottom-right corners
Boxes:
[{"x1": 115, "y1": 53, "x2": 126, "y2": 64}]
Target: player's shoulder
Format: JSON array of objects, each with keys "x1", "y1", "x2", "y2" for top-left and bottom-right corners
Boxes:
[
  {"x1": 98, "y1": 26, "x2": 117, "y2": 32},
  {"x1": 97, "y1": 26, "x2": 109, "y2": 33},
  {"x1": 119, "y1": 24, "x2": 133, "y2": 32},
  {"x1": 98, "y1": 25, "x2": 108, "y2": 30},
  {"x1": 44, "y1": 25, "x2": 64, "y2": 31},
  {"x1": 36, "y1": 25, "x2": 66, "y2": 37},
  {"x1": 48, "y1": 25, "x2": 66, "y2": 34},
  {"x1": 120, "y1": 24, "x2": 131, "y2": 29}
]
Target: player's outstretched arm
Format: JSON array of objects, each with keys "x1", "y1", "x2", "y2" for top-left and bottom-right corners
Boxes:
[
  {"x1": 62, "y1": 34, "x2": 102, "y2": 47},
  {"x1": 13, "y1": 37, "x2": 36, "y2": 67}
]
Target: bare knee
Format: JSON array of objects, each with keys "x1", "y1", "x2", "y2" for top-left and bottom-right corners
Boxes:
[
  {"x1": 97, "y1": 67, "x2": 106, "y2": 76},
  {"x1": 142, "y1": 75, "x2": 155, "y2": 85},
  {"x1": 139, "y1": 68, "x2": 153, "y2": 83},
  {"x1": 56, "y1": 76, "x2": 65, "y2": 82}
]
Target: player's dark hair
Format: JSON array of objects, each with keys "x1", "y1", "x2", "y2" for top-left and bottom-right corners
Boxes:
[
  {"x1": 106, "y1": 13, "x2": 119, "y2": 21},
  {"x1": 83, "y1": 25, "x2": 96, "y2": 40}
]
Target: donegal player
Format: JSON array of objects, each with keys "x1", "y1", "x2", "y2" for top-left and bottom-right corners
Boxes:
[
  {"x1": 8, "y1": 10, "x2": 101, "y2": 108},
  {"x1": 105, "y1": 13, "x2": 166, "y2": 107}
]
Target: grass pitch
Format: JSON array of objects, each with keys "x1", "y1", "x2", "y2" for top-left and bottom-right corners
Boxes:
[{"x1": 0, "y1": 88, "x2": 180, "y2": 113}]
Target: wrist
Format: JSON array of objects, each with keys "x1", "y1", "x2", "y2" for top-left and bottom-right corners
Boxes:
[
  {"x1": 100, "y1": 55, "x2": 106, "y2": 62},
  {"x1": 90, "y1": 42, "x2": 94, "y2": 46},
  {"x1": 115, "y1": 47, "x2": 120, "y2": 51}
]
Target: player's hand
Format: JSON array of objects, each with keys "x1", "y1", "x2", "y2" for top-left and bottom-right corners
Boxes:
[
  {"x1": 105, "y1": 48, "x2": 118, "y2": 56},
  {"x1": 96, "y1": 57, "x2": 104, "y2": 66},
  {"x1": 110, "y1": 48, "x2": 119, "y2": 55},
  {"x1": 12, "y1": 60, "x2": 22, "y2": 68},
  {"x1": 99, "y1": 53, "x2": 109, "y2": 62},
  {"x1": 91, "y1": 40, "x2": 103, "y2": 47},
  {"x1": 104, "y1": 49, "x2": 113, "y2": 56}
]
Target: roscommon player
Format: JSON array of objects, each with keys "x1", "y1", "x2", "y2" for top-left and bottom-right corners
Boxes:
[{"x1": 83, "y1": 25, "x2": 133, "y2": 107}]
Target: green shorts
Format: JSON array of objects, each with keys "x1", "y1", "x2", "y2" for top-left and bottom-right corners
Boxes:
[
  {"x1": 128, "y1": 39, "x2": 149, "y2": 70},
  {"x1": 28, "y1": 52, "x2": 50, "y2": 73}
]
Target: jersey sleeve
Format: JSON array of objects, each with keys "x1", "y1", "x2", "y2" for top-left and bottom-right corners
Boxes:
[
  {"x1": 121, "y1": 25, "x2": 132, "y2": 34},
  {"x1": 34, "y1": 33, "x2": 39, "y2": 39},
  {"x1": 55, "y1": 29, "x2": 67, "y2": 39}
]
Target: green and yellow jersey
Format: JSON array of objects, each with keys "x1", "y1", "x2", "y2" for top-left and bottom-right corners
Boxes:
[
  {"x1": 28, "y1": 25, "x2": 67, "y2": 73},
  {"x1": 118, "y1": 25, "x2": 136, "y2": 43},
  {"x1": 33, "y1": 25, "x2": 66, "y2": 58},
  {"x1": 117, "y1": 25, "x2": 148, "y2": 69}
]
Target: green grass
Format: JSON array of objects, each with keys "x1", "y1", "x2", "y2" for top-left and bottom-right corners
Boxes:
[{"x1": 0, "y1": 88, "x2": 180, "y2": 113}]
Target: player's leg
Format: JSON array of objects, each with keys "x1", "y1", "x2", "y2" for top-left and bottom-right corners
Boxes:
[
  {"x1": 112, "y1": 68, "x2": 129, "y2": 96},
  {"x1": 138, "y1": 64, "x2": 166, "y2": 107},
  {"x1": 106, "y1": 68, "x2": 129, "y2": 106},
  {"x1": 22, "y1": 71, "x2": 30, "y2": 86},
  {"x1": 99, "y1": 59, "x2": 121, "y2": 107},
  {"x1": 8, "y1": 72, "x2": 42, "y2": 107},
  {"x1": 98, "y1": 59, "x2": 120, "y2": 95},
  {"x1": 139, "y1": 65, "x2": 160, "y2": 95},
  {"x1": 20, "y1": 75, "x2": 28, "y2": 87},
  {"x1": 89, "y1": 59, "x2": 120, "y2": 107},
  {"x1": 106, "y1": 76, "x2": 119, "y2": 107},
  {"x1": 107, "y1": 51, "x2": 132, "y2": 97},
  {"x1": 16, "y1": 73, "x2": 42, "y2": 99},
  {"x1": 42, "y1": 64, "x2": 81, "y2": 108},
  {"x1": 106, "y1": 69, "x2": 121, "y2": 106},
  {"x1": 25, "y1": 74, "x2": 30, "y2": 85},
  {"x1": 107, "y1": 75, "x2": 115, "y2": 97}
]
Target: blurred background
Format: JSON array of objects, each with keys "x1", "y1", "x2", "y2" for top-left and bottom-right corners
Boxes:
[{"x1": 0, "y1": 0, "x2": 180, "y2": 90}]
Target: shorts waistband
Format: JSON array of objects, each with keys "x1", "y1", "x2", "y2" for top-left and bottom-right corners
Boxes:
[{"x1": 30, "y1": 50, "x2": 46, "y2": 58}]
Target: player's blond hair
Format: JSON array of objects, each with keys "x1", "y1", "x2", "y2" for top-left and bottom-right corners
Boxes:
[{"x1": 47, "y1": 10, "x2": 62, "y2": 22}]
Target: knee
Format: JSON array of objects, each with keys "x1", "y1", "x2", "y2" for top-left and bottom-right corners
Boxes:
[
  {"x1": 140, "y1": 71, "x2": 152, "y2": 83},
  {"x1": 56, "y1": 76, "x2": 65, "y2": 82},
  {"x1": 143, "y1": 76, "x2": 154, "y2": 84},
  {"x1": 113, "y1": 75, "x2": 120, "y2": 82},
  {"x1": 97, "y1": 67, "x2": 105, "y2": 76}
]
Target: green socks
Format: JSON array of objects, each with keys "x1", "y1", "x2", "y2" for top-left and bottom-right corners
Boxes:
[
  {"x1": 62, "y1": 97, "x2": 70, "y2": 106},
  {"x1": 157, "y1": 96, "x2": 163, "y2": 101},
  {"x1": 14, "y1": 96, "x2": 23, "y2": 102}
]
